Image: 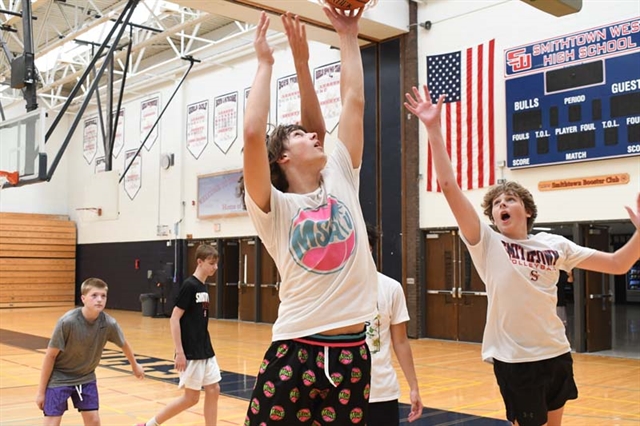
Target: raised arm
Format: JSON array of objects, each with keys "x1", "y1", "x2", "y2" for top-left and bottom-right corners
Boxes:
[
  {"x1": 281, "y1": 12, "x2": 326, "y2": 145},
  {"x1": 323, "y1": 6, "x2": 364, "y2": 167},
  {"x1": 577, "y1": 194, "x2": 640, "y2": 274},
  {"x1": 404, "y1": 85, "x2": 481, "y2": 244},
  {"x1": 243, "y1": 11, "x2": 275, "y2": 213}
]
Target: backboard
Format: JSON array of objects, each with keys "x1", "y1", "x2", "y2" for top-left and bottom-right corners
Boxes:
[{"x1": 0, "y1": 108, "x2": 46, "y2": 184}]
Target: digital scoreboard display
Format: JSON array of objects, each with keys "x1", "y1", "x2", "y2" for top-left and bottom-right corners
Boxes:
[{"x1": 505, "y1": 18, "x2": 640, "y2": 168}]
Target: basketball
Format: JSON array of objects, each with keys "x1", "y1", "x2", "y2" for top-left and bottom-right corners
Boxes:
[{"x1": 323, "y1": 0, "x2": 371, "y2": 10}]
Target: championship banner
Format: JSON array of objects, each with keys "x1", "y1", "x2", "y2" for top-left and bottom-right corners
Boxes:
[
  {"x1": 213, "y1": 92, "x2": 238, "y2": 154},
  {"x1": 112, "y1": 109, "x2": 125, "y2": 158},
  {"x1": 83, "y1": 116, "x2": 98, "y2": 164},
  {"x1": 276, "y1": 74, "x2": 301, "y2": 125},
  {"x1": 315, "y1": 62, "x2": 342, "y2": 133},
  {"x1": 123, "y1": 149, "x2": 142, "y2": 200},
  {"x1": 140, "y1": 96, "x2": 160, "y2": 151},
  {"x1": 95, "y1": 157, "x2": 106, "y2": 174},
  {"x1": 186, "y1": 100, "x2": 209, "y2": 159}
]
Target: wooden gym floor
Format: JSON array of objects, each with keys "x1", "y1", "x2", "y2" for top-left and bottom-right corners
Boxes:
[{"x1": 0, "y1": 307, "x2": 638, "y2": 425}]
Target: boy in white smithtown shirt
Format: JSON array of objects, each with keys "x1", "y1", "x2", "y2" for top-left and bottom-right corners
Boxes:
[{"x1": 405, "y1": 84, "x2": 640, "y2": 426}]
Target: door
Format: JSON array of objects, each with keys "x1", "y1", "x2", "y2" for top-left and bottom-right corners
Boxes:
[
  {"x1": 458, "y1": 245, "x2": 487, "y2": 342},
  {"x1": 584, "y1": 227, "x2": 612, "y2": 352},
  {"x1": 239, "y1": 238, "x2": 256, "y2": 321},
  {"x1": 221, "y1": 240, "x2": 239, "y2": 319},
  {"x1": 425, "y1": 231, "x2": 458, "y2": 339},
  {"x1": 260, "y1": 242, "x2": 280, "y2": 324},
  {"x1": 424, "y1": 230, "x2": 487, "y2": 342}
]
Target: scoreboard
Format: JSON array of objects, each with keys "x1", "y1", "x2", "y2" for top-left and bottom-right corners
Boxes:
[{"x1": 505, "y1": 18, "x2": 640, "y2": 169}]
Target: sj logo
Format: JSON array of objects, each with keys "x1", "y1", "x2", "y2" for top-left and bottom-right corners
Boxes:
[{"x1": 507, "y1": 48, "x2": 532, "y2": 73}]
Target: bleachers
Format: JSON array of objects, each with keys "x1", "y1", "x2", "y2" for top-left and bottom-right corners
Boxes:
[{"x1": 0, "y1": 213, "x2": 76, "y2": 308}]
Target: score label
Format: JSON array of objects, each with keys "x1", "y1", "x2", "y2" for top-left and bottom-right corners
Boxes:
[{"x1": 505, "y1": 18, "x2": 640, "y2": 169}]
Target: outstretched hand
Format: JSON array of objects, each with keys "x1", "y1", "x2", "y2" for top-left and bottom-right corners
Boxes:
[
  {"x1": 323, "y1": 6, "x2": 363, "y2": 37},
  {"x1": 254, "y1": 11, "x2": 274, "y2": 65},
  {"x1": 404, "y1": 85, "x2": 445, "y2": 129},
  {"x1": 282, "y1": 12, "x2": 309, "y2": 63},
  {"x1": 625, "y1": 193, "x2": 640, "y2": 231}
]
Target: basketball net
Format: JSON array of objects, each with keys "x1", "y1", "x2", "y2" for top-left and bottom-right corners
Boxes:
[{"x1": 0, "y1": 171, "x2": 19, "y2": 190}]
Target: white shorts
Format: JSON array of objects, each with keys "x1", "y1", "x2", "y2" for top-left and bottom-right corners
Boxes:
[{"x1": 178, "y1": 357, "x2": 222, "y2": 390}]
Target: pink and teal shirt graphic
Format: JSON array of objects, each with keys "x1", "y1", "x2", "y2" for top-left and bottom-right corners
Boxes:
[{"x1": 288, "y1": 196, "x2": 356, "y2": 274}]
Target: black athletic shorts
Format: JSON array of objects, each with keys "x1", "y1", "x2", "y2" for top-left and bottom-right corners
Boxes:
[
  {"x1": 244, "y1": 330, "x2": 371, "y2": 425},
  {"x1": 493, "y1": 352, "x2": 578, "y2": 426}
]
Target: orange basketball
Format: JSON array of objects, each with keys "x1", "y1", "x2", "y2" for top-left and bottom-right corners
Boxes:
[{"x1": 324, "y1": 0, "x2": 371, "y2": 10}]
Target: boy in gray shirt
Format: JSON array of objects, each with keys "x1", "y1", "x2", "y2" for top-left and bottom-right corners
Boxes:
[{"x1": 35, "y1": 278, "x2": 144, "y2": 425}]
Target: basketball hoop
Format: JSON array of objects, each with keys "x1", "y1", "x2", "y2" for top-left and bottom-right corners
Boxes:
[{"x1": 0, "y1": 171, "x2": 19, "y2": 190}]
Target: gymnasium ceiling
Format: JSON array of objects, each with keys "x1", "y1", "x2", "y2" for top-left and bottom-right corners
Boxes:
[
  {"x1": 0, "y1": 0, "x2": 403, "y2": 112},
  {"x1": 0, "y1": 0, "x2": 262, "y2": 110},
  {"x1": 0, "y1": 0, "x2": 304, "y2": 109}
]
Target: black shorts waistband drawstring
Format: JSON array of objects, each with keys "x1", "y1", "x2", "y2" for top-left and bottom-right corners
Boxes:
[{"x1": 293, "y1": 330, "x2": 366, "y2": 387}]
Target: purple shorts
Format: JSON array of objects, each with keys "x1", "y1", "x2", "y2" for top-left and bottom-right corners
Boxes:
[{"x1": 44, "y1": 381, "x2": 99, "y2": 416}]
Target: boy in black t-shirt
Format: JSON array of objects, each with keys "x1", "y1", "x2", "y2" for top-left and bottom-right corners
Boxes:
[{"x1": 136, "y1": 245, "x2": 221, "y2": 426}]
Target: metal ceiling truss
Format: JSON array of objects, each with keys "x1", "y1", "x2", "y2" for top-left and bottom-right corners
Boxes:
[
  {"x1": 1, "y1": 0, "x2": 286, "y2": 187},
  {"x1": 44, "y1": 0, "x2": 139, "y2": 182},
  {"x1": 0, "y1": 0, "x2": 260, "y2": 110}
]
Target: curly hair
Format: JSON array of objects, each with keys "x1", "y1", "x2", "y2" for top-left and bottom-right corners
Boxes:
[
  {"x1": 481, "y1": 181, "x2": 538, "y2": 233},
  {"x1": 237, "y1": 124, "x2": 306, "y2": 206}
]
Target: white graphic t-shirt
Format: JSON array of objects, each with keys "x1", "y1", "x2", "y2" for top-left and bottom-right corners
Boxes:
[
  {"x1": 461, "y1": 221, "x2": 596, "y2": 363},
  {"x1": 245, "y1": 138, "x2": 378, "y2": 341},
  {"x1": 367, "y1": 272, "x2": 410, "y2": 402}
]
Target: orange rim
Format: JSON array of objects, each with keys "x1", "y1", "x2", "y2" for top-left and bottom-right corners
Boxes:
[{"x1": 0, "y1": 171, "x2": 19, "y2": 185}]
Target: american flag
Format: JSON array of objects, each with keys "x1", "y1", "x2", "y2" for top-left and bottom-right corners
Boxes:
[{"x1": 426, "y1": 40, "x2": 495, "y2": 192}]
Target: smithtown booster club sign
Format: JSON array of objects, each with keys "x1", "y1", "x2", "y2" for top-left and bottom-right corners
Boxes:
[{"x1": 504, "y1": 18, "x2": 640, "y2": 168}]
